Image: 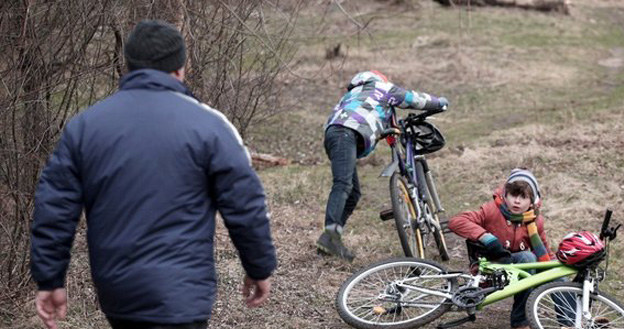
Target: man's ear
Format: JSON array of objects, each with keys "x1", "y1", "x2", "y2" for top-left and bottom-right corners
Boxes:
[{"x1": 170, "y1": 67, "x2": 185, "y2": 82}]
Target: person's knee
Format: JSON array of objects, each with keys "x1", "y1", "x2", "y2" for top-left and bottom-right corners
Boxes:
[
  {"x1": 513, "y1": 251, "x2": 537, "y2": 264},
  {"x1": 333, "y1": 179, "x2": 353, "y2": 194}
]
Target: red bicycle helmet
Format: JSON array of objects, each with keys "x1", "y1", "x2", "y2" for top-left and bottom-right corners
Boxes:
[
  {"x1": 347, "y1": 71, "x2": 389, "y2": 90},
  {"x1": 370, "y1": 70, "x2": 388, "y2": 83},
  {"x1": 556, "y1": 231, "x2": 605, "y2": 268}
]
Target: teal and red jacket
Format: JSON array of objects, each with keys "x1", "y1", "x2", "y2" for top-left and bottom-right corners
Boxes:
[{"x1": 448, "y1": 187, "x2": 555, "y2": 258}]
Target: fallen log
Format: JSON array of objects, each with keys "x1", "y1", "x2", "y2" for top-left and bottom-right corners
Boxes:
[
  {"x1": 433, "y1": 0, "x2": 570, "y2": 14},
  {"x1": 250, "y1": 152, "x2": 290, "y2": 168}
]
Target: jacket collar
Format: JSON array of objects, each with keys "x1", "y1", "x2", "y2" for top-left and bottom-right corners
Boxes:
[{"x1": 119, "y1": 69, "x2": 195, "y2": 98}]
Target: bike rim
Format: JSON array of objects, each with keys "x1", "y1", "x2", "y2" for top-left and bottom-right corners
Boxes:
[
  {"x1": 415, "y1": 228, "x2": 425, "y2": 258},
  {"x1": 340, "y1": 261, "x2": 451, "y2": 326},
  {"x1": 532, "y1": 286, "x2": 624, "y2": 329}
]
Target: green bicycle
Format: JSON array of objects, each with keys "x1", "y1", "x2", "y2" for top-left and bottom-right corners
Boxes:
[{"x1": 336, "y1": 210, "x2": 622, "y2": 329}]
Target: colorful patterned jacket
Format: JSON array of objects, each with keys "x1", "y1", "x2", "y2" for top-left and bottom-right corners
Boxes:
[{"x1": 325, "y1": 71, "x2": 444, "y2": 158}]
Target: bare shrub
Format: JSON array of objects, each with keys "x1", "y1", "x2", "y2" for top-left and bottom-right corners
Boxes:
[
  {"x1": 0, "y1": 0, "x2": 119, "y2": 301},
  {"x1": 0, "y1": 0, "x2": 304, "y2": 323},
  {"x1": 181, "y1": 1, "x2": 302, "y2": 138}
]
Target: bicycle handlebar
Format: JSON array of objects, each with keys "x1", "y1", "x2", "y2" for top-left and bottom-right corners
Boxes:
[
  {"x1": 600, "y1": 208, "x2": 621, "y2": 242},
  {"x1": 380, "y1": 106, "x2": 446, "y2": 142},
  {"x1": 600, "y1": 209, "x2": 612, "y2": 240},
  {"x1": 405, "y1": 107, "x2": 446, "y2": 123}
]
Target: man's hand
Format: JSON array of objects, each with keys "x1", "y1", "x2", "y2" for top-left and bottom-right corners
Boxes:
[
  {"x1": 35, "y1": 288, "x2": 67, "y2": 329},
  {"x1": 242, "y1": 275, "x2": 271, "y2": 308}
]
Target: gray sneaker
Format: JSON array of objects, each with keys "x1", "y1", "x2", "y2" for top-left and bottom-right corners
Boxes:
[{"x1": 316, "y1": 230, "x2": 355, "y2": 262}]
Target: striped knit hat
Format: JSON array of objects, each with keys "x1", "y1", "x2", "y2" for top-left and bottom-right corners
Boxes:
[{"x1": 506, "y1": 168, "x2": 540, "y2": 204}]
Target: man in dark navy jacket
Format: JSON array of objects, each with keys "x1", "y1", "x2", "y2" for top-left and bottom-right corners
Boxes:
[{"x1": 30, "y1": 20, "x2": 276, "y2": 329}]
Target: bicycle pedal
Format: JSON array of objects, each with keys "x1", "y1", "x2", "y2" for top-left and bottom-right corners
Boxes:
[{"x1": 379, "y1": 209, "x2": 394, "y2": 221}]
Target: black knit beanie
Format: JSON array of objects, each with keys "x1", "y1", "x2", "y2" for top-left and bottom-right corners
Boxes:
[{"x1": 124, "y1": 20, "x2": 186, "y2": 73}]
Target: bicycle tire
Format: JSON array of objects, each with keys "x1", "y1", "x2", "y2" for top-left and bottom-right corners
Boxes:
[
  {"x1": 389, "y1": 172, "x2": 424, "y2": 258},
  {"x1": 336, "y1": 257, "x2": 456, "y2": 329},
  {"x1": 526, "y1": 281, "x2": 624, "y2": 329}
]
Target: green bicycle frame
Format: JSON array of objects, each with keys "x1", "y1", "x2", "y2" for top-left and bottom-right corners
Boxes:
[{"x1": 477, "y1": 258, "x2": 578, "y2": 309}]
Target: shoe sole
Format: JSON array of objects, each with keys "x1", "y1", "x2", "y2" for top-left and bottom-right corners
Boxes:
[
  {"x1": 316, "y1": 243, "x2": 334, "y2": 255},
  {"x1": 316, "y1": 243, "x2": 354, "y2": 262}
]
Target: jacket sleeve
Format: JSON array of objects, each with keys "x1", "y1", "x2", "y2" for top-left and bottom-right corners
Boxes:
[
  {"x1": 205, "y1": 113, "x2": 277, "y2": 280},
  {"x1": 30, "y1": 122, "x2": 83, "y2": 290},
  {"x1": 537, "y1": 216, "x2": 556, "y2": 258},
  {"x1": 384, "y1": 82, "x2": 442, "y2": 110},
  {"x1": 448, "y1": 205, "x2": 489, "y2": 242}
]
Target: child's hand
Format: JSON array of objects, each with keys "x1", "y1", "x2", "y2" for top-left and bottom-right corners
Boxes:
[
  {"x1": 438, "y1": 97, "x2": 449, "y2": 110},
  {"x1": 483, "y1": 236, "x2": 511, "y2": 260}
]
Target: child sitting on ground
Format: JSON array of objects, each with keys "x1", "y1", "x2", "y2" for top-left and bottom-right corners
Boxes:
[{"x1": 448, "y1": 168, "x2": 555, "y2": 329}]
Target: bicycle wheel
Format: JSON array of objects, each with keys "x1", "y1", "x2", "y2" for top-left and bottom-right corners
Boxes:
[
  {"x1": 527, "y1": 281, "x2": 624, "y2": 329},
  {"x1": 390, "y1": 172, "x2": 424, "y2": 258},
  {"x1": 336, "y1": 258, "x2": 456, "y2": 329}
]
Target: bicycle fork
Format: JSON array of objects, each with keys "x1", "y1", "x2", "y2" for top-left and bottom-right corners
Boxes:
[
  {"x1": 415, "y1": 156, "x2": 445, "y2": 214},
  {"x1": 574, "y1": 277, "x2": 596, "y2": 328},
  {"x1": 408, "y1": 184, "x2": 423, "y2": 224},
  {"x1": 576, "y1": 277, "x2": 596, "y2": 328},
  {"x1": 425, "y1": 170, "x2": 445, "y2": 213}
]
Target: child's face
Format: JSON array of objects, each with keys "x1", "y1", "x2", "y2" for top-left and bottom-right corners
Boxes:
[{"x1": 504, "y1": 193, "x2": 532, "y2": 214}]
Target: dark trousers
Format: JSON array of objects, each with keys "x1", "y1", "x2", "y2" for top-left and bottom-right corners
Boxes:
[
  {"x1": 324, "y1": 125, "x2": 361, "y2": 228},
  {"x1": 504, "y1": 251, "x2": 575, "y2": 328},
  {"x1": 107, "y1": 318, "x2": 208, "y2": 329},
  {"x1": 507, "y1": 251, "x2": 537, "y2": 328}
]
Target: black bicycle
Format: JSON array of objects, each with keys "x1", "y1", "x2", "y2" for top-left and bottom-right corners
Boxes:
[{"x1": 378, "y1": 106, "x2": 450, "y2": 261}]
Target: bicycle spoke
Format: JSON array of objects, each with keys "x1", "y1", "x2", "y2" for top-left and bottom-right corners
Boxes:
[
  {"x1": 537, "y1": 290, "x2": 579, "y2": 327},
  {"x1": 532, "y1": 284, "x2": 624, "y2": 329}
]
